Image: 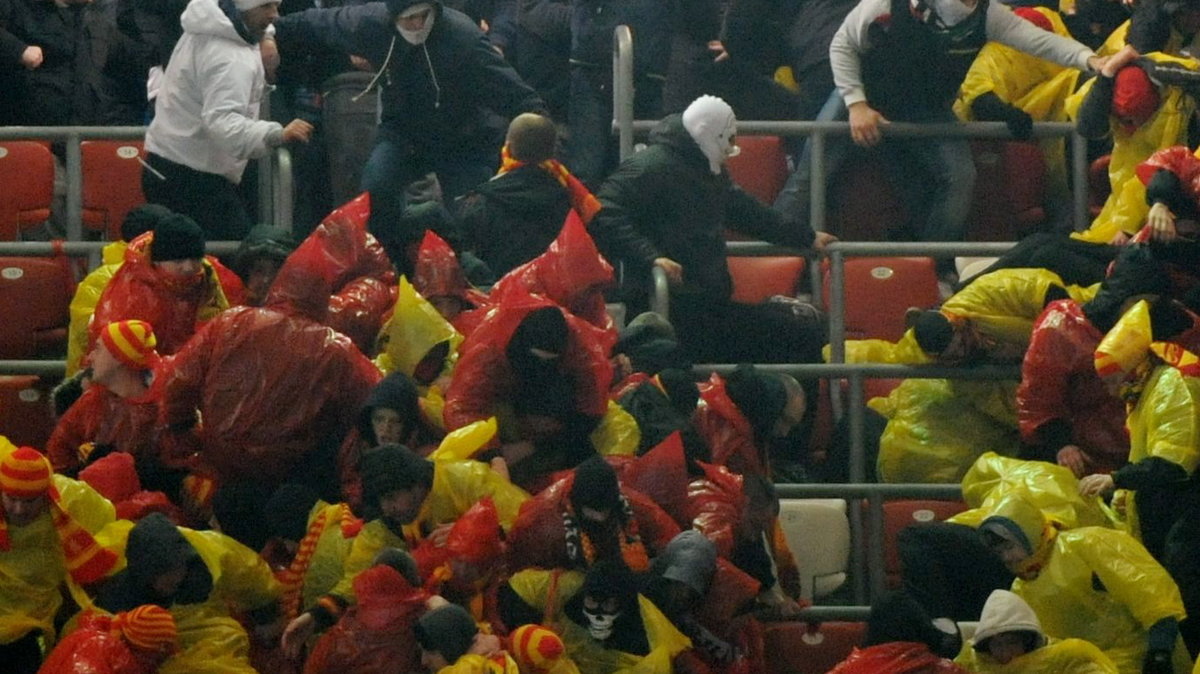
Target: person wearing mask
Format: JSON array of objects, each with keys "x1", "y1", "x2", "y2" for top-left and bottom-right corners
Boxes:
[{"x1": 266, "y1": 0, "x2": 546, "y2": 269}]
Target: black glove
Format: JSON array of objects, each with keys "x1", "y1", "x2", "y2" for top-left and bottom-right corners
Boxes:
[
  {"x1": 1142, "y1": 648, "x2": 1173, "y2": 674},
  {"x1": 971, "y1": 91, "x2": 1034, "y2": 141}
]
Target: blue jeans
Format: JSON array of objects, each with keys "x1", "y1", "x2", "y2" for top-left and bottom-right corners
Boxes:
[
  {"x1": 361, "y1": 136, "x2": 493, "y2": 270},
  {"x1": 773, "y1": 91, "x2": 977, "y2": 242}
]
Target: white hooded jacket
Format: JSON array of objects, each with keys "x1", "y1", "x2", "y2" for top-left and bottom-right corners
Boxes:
[{"x1": 145, "y1": 0, "x2": 282, "y2": 183}]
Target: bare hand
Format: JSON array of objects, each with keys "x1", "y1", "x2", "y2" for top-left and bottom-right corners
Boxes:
[
  {"x1": 282, "y1": 119, "x2": 314, "y2": 144},
  {"x1": 500, "y1": 440, "x2": 536, "y2": 466},
  {"x1": 1078, "y1": 473, "x2": 1115, "y2": 498},
  {"x1": 775, "y1": 597, "x2": 804, "y2": 618},
  {"x1": 1109, "y1": 230, "x2": 1132, "y2": 247},
  {"x1": 812, "y1": 231, "x2": 838, "y2": 252},
  {"x1": 848, "y1": 102, "x2": 888, "y2": 147},
  {"x1": 427, "y1": 522, "x2": 453, "y2": 548},
  {"x1": 260, "y1": 38, "x2": 279, "y2": 82},
  {"x1": 708, "y1": 40, "x2": 729, "y2": 63},
  {"x1": 280, "y1": 612, "x2": 315, "y2": 660},
  {"x1": 425, "y1": 594, "x2": 450, "y2": 610},
  {"x1": 350, "y1": 55, "x2": 372, "y2": 71},
  {"x1": 469, "y1": 633, "x2": 503, "y2": 656},
  {"x1": 1056, "y1": 445, "x2": 1087, "y2": 478},
  {"x1": 489, "y1": 456, "x2": 510, "y2": 481},
  {"x1": 21, "y1": 45, "x2": 43, "y2": 69},
  {"x1": 1099, "y1": 45, "x2": 1139, "y2": 78},
  {"x1": 654, "y1": 257, "x2": 684, "y2": 285},
  {"x1": 1147, "y1": 202, "x2": 1178, "y2": 243}
]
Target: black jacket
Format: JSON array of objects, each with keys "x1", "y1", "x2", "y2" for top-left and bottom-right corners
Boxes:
[
  {"x1": 457, "y1": 164, "x2": 572, "y2": 275},
  {"x1": 274, "y1": 1, "x2": 545, "y2": 154},
  {"x1": 591, "y1": 114, "x2": 815, "y2": 302}
]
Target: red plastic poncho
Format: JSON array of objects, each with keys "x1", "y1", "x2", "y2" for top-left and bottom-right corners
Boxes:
[
  {"x1": 90, "y1": 233, "x2": 234, "y2": 356},
  {"x1": 271, "y1": 194, "x2": 398, "y2": 353},
  {"x1": 1136, "y1": 145, "x2": 1200, "y2": 202},
  {"x1": 694, "y1": 374, "x2": 766, "y2": 478},
  {"x1": 159, "y1": 274, "x2": 382, "y2": 484},
  {"x1": 46, "y1": 383, "x2": 161, "y2": 475},
  {"x1": 39, "y1": 612, "x2": 165, "y2": 674},
  {"x1": 443, "y1": 290, "x2": 613, "y2": 433},
  {"x1": 488, "y1": 212, "x2": 618, "y2": 347},
  {"x1": 304, "y1": 565, "x2": 431, "y2": 674},
  {"x1": 505, "y1": 472, "x2": 681, "y2": 572},
  {"x1": 607, "y1": 432, "x2": 692, "y2": 527},
  {"x1": 686, "y1": 461, "x2": 745, "y2": 559},
  {"x1": 77, "y1": 452, "x2": 183, "y2": 523},
  {"x1": 1016, "y1": 300, "x2": 1129, "y2": 474},
  {"x1": 827, "y1": 643, "x2": 969, "y2": 674},
  {"x1": 412, "y1": 497, "x2": 505, "y2": 583},
  {"x1": 413, "y1": 230, "x2": 491, "y2": 334}
]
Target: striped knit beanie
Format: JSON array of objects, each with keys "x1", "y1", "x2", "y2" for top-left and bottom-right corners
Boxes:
[
  {"x1": 0, "y1": 445, "x2": 51, "y2": 498},
  {"x1": 99, "y1": 320, "x2": 159, "y2": 370},
  {"x1": 113, "y1": 605, "x2": 179, "y2": 653},
  {"x1": 510, "y1": 625, "x2": 566, "y2": 673}
]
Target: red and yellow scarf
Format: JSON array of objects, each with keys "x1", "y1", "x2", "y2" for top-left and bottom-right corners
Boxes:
[
  {"x1": 277, "y1": 503, "x2": 362, "y2": 619},
  {"x1": 499, "y1": 145, "x2": 602, "y2": 225}
]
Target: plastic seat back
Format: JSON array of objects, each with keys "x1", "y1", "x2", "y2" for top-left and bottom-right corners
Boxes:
[
  {"x1": 0, "y1": 142, "x2": 55, "y2": 240},
  {"x1": 763, "y1": 621, "x2": 867, "y2": 674},
  {"x1": 0, "y1": 376, "x2": 56, "y2": 448},
  {"x1": 726, "y1": 135, "x2": 790, "y2": 205},
  {"x1": 81, "y1": 140, "x2": 148, "y2": 240},
  {"x1": 727, "y1": 256, "x2": 807, "y2": 304},
  {"x1": 823, "y1": 257, "x2": 940, "y2": 341},
  {"x1": 0, "y1": 256, "x2": 74, "y2": 358}
]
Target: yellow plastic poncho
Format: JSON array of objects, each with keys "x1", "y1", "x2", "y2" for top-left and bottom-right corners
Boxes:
[
  {"x1": 872, "y1": 378, "x2": 1021, "y2": 483},
  {"x1": 940, "y1": 269, "x2": 1096, "y2": 346},
  {"x1": 1067, "y1": 53, "x2": 1199, "y2": 244},
  {"x1": 949, "y1": 452, "x2": 1111, "y2": 530},
  {"x1": 65, "y1": 241, "x2": 127, "y2": 375},
  {"x1": 328, "y1": 518, "x2": 406, "y2": 601},
  {"x1": 414, "y1": 458, "x2": 530, "y2": 533},
  {"x1": 1122, "y1": 362, "x2": 1200, "y2": 540},
  {"x1": 954, "y1": 7, "x2": 1080, "y2": 198},
  {"x1": 591, "y1": 400, "x2": 641, "y2": 457},
  {"x1": 507, "y1": 569, "x2": 692, "y2": 674},
  {"x1": 987, "y1": 495, "x2": 1191, "y2": 674},
  {"x1": 0, "y1": 443, "x2": 114, "y2": 644},
  {"x1": 298, "y1": 501, "x2": 359, "y2": 613},
  {"x1": 374, "y1": 276, "x2": 463, "y2": 380},
  {"x1": 826, "y1": 328, "x2": 932, "y2": 365},
  {"x1": 98, "y1": 520, "x2": 282, "y2": 674},
  {"x1": 438, "y1": 653, "x2": 522, "y2": 673},
  {"x1": 956, "y1": 637, "x2": 1119, "y2": 674}
]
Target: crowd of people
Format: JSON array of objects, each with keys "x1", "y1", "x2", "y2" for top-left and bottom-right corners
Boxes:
[{"x1": 6, "y1": 0, "x2": 1200, "y2": 671}]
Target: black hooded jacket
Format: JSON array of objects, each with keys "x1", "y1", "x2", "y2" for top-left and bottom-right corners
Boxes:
[
  {"x1": 591, "y1": 114, "x2": 816, "y2": 302},
  {"x1": 457, "y1": 164, "x2": 573, "y2": 276},
  {"x1": 356, "y1": 371, "x2": 422, "y2": 445},
  {"x1": 273, "y1": 0, "x2": 545, "y2": 155},
  {"x1": 95, "y1": 513, "x2": 214, "y2": 612}
]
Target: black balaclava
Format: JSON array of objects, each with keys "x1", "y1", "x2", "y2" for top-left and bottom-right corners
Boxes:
[
  {"x1": 565, "y1": 559, "x2": 649, "y2": 655},
  {"x1": 911, "y1": 311, "x2": 955, "y2": 355},
  {"x1": 359, "y1": 443, "x2": 434, "y2": 522},
  {"x1": 150, "y1": 213, "x2": 206, "y2": 262},
  {"x1": 508, "y1": 307, "x2": 576, "y2": 419},
  {"x1": 97, "y1": 512, "x2": 213, "y2": 612},
  {"x1": 263, "y1": 483, "x2": 321, "y2": 544},
  {"x1": 121, "y1": 203, "x2": 173, "y2": 242}
]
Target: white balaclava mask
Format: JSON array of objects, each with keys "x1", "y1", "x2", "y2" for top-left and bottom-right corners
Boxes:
[
  {"x1": 682, "y1": 95, "x2": 741, "y2": 175},
  {"x1": 395, "y1": 2, "x2": 436, "y2": 45}
]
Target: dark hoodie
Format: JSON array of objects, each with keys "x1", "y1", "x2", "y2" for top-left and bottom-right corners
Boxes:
[
  {"x1": 273, "y1": 0, "x2": 544, "y2": 154},
  {"x1": 457, "y1": 165, "x2": 573, "y2": 276},
  {"x1": 592, "y1": 114, "x2": 815, "y2": 302},
  {"x1": 356, "y1": 372, "x2": 422, "y2": 446},
  {"x1": 230, "y1": 224, "x2": 297, "y2": 281},
  {"x1": 96, "y1": 513, "x2": 214, "y2": 612}
]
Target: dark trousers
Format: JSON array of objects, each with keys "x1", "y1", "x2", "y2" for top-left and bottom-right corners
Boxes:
[
  {"x1": 962, "y1": 232, "x2": 1117, "y2": 290},
  {"x1": 898, "y1": 521, "x2": 1014, "y2": 622},
  {"x1": 567, "y1": 68, "x2": 663, "y2": 188},
  {"x1": 142, "y1": 153, "x2": 253, "y2": 242}
]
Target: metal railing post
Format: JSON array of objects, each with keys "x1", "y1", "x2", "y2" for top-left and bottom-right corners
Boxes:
[
  {"x1": 64, "y1": 132, "x2": 83, "y2": 242},
  {"x1": 810, "y1": 131, "x2": 827, "y2": 234},
  {"x1": 274, "y1": 147, "x2": 293, "y2": 231},
  {"x1": 613, "y1": 25, "x2": 635, "y2": 161},
  {"x1": 650, "y1": 265, "x2": 670, "y2": 319},
  {"x1": 1071, "y1": 129, "x2": 1089, "y2": 232}
]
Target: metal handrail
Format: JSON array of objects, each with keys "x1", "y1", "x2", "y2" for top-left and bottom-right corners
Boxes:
[
  {"x1": 611, "y1": 26, "x2": 1091, "y2": 233},
  {"x1": 0, "y1": 127, "x2": 294, "y2": 238}
]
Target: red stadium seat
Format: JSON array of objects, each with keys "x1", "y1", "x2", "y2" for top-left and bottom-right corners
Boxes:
[
  {"x1": 727, "y1": 256, "x2": 807, "y2": 304},
  {"x1": 763, "y1": 621, "x2": 867, "y2": 674},
  {"x1": 827, "y1": 154, "x2": 906, "y2": 241},
  {"x1": 0, "y1": 141, "x2": 55, "y2": 240},
  {"x1": 966, "y1": 141, "x2": 1047, "y2": 241},
  {"x1": 822, "y1": 257, "x2": 940, "y2": 341},
  {"x1": 869, "y1": 499, "x2": 970, "y2": 588},
  {"x1": 81, "y1": 140, "x2": 148, "y2": 240},
  {"x1": 726, "y1": 135, "x2": 790, "y2": 205},
  {"x1": 0, "y1": 376, "x2": 56, "y2": 448},
  {"x1": 0, "y1": 257, "x2": 74, "y2": 359}
]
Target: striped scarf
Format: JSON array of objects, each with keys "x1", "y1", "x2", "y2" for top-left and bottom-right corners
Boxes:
[
  {"x1": 277, "y1": 503, "x2": 362, "y2": 619},
  {"x1": 0, "y1": 486, "x2": 118, "y2": 585},
  {"x1": 499, "y1": 145, "x2": 602, "y2": 225}
]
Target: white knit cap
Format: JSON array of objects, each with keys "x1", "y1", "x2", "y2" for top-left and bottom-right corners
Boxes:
[
  {"x1": 682, "y1": 95, "x2": 741, "y2": 175},
  {"x1": 971, "y1": 589, "x2": 1046, "y2": 648},
  {"x1": 234, "y1": 0, "x2": 278, "y2": 11}
]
